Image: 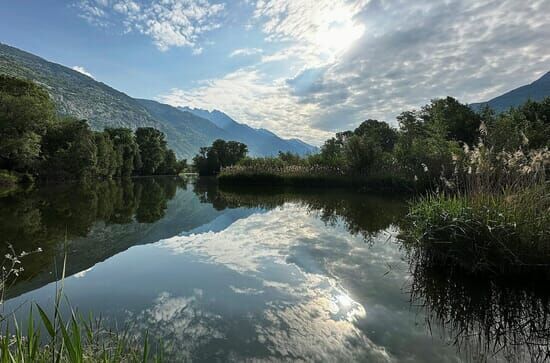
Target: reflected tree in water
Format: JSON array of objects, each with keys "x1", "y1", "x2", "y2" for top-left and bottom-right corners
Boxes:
[
  {"x1": 407, "y1": 248, "x2": 550, "y2": 362},
  {"x1": 193, "y1": 179, "x2": 408, "y2": 239},
  {"x1": 0, "y1": 177, "x2": 184, "y2": 285}
]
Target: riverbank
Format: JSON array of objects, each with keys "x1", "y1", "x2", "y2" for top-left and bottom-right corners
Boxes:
[
  {"x1": 404, "y1": 184, "x2": 550, "y2": 274},
  {"x1": 218, "y1": 167, "x2": 415, "y2": 192}
]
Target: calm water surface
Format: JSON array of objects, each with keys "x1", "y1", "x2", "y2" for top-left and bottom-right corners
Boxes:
[{"x1": 1, "y1": 177, "x2": 548, "y2": 362}]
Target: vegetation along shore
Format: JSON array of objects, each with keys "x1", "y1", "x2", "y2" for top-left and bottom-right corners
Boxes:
[{"x1": 196, "y1": 96, "x2": 550, "y2": 274}]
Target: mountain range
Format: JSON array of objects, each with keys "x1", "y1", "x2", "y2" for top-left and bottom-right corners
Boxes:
[
  {"x1": 0, "y1": 43, "x2": 316, "y2": 159},
  {"x1": 471, "y1": 71, "x2": 550, "y2": 112}
]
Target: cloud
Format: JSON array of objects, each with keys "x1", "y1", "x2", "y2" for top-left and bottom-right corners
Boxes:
[
  {"x1": 157, "y1": 68, "x2": 333, "y2": 144},
  {"x1": 229, "y1": 47, "x2": 263, "y2": 57},
  {"x1": 75, "y1": 0, "x2": 225, "y2": 52},
  {"x1": 262, "y1": 0, "x2": 550, "y2": 130},
  {"x1": 86, "y1": 0, "x2": 550, "y2": 141},
  {"x1": 72, "y1": 65, "x2": 94, "y2": 78}
]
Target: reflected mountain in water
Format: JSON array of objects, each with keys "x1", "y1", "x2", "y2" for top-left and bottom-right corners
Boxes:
[
  {"x1": 2, "y1": 178, "x2": 550, "y2": 361},
  {"x1": 1, "y1": 177, "x2": 228, "y2": 298}
]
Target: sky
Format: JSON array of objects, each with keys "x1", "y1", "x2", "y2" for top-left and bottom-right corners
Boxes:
[{"x1": 1, "y1": 0, "x2": 549, "y2": 145}]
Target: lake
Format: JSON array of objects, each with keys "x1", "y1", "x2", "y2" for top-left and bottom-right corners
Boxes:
[{"x1": 1, "y1": 177, "x2": 548, "y2": 362}]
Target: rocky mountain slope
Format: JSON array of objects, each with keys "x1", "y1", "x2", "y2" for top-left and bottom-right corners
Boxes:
[
  {"x1": 181, "y1": 107, "x2": 318, "y2": 156},
  {"x1": 0, "y1": 42, "x2": 316, "y2": 158}
]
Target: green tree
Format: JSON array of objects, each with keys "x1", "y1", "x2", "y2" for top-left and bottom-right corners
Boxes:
[
  {"x1": 94, "y1": 131, "x2": 118, "y2": 178},
  {"x1": 421, "y1": 97, "x2": 481, "y2": 144},
  {"x1": 193, "y1": 139, "x2": 248, "y2": 175},
  {"x1": 0, "y1": 75, "x2": 55, "y2": 173},
  {"x1": 105, "y1": 128, "x2": 141, "y2": 177},
  {"x1": 41, "y1": 117, "x2": 97, "y2": 180},
  {"x1": 135, "y1": 127, "x2": 166, "y2": 175},
  {"x1": 353, "y1": 119, "x2": 398, "y2": 152},
  {"x1": 157, "y1": 150, "x2": 184, "y2": 175}
]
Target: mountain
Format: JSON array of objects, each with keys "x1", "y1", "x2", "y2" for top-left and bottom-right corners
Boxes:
[
  {"x1": 180, "y1": 107, "x2": 318, "y2": 156},
  {"x1": 0, "y1": 42, "x2": 316, "y2": 158},
  {"x1": 471, "y1": 72, "x2": 550, "y2": 112}
]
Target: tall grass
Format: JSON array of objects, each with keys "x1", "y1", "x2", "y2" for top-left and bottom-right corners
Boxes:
[
  {"x1": 406, "y1": 132, "x2": 550, "y2": 273},
  {"x1": 0, "y1": 247, "x2": 163, "y2": 362},
  {"x1": 219, "y1": 163, "x2": 414, "y2": 191},
  {"x1": 407, "y1": 185, "x2": 550, "y2": 273}
]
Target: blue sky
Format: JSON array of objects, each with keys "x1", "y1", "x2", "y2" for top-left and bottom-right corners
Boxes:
[{"x1": 1, "y1": 0, "x2": 549, "y2": 144}]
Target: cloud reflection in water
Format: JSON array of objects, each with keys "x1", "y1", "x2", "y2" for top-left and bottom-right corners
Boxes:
[{"x1": 139, "y1": 204, "x2": 395, "y2": 361}]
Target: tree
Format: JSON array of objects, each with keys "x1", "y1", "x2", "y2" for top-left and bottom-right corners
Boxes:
[
  {"x1": 105, "y1": 128, "x2": 141, "y2": 177},
  {"x1": 0, "y1": 75, "x2": 55, "y2": 173},
  {"x1": 94, "y1": 131, "x2": 118, "y2": 178},
  {"x1": 157, "y1": 150, "x2": 180, "y2": 175},
  {"x1": 135, "y1": 127, "x2": 166, "y2": 175},
  {"x1": 41, "y1": 117, "x2": 97, "y2": 180},
  {"x1": 353, "y1": 119, "x2": 398, "y2": 152},
  {"x1": 421, "y1": 97, "x2": 481, "y2": 144},
  {"x1": 193, "y1": 139, "x2": 248, "y2": 175}
]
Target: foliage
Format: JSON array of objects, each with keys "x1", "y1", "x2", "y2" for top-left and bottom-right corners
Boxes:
[
  {"x1": 135, "y1": 127, "x2": 166, "y2": 175},
  {"x1": 193, "y1": 139, "x2": 248, "y2": 176},
  {"x1": 218, "y1": 97, "x2": 550, "y2": 194},
  {"x1": 0, "y1": 76, "x2": 186, "y2": 184},
  {"x1": 405, "y1": 138, "x2": 550, "y2": 273},
  {"x1": 40, "y1": 118, "x2": 98, "y2": 181},
  {"x1": 105, "y1": 127, "x2": 141, "y2": 178},
  {"x1": 0, "y1": 247, "x2": 163, "y2": 362},
  {"x1": 483, "y1": 98, "x2": 550, "y2": 151},
  {"x1": 406, "y1": 185, "x2": 550, "y2": 273},
  {"x1": 0, "y1": 170, "x2": 18, "y2": 193},
  {"x1": 0, "y1": 75, "x2": 55, "y2": 173}
]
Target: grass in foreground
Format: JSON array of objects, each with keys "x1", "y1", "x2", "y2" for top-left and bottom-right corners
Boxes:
[
  {"x1": 1, "y1": 305, "x2": 162, "y2": 363},
  {"x1": 0, "y1": 248, "x2": 161, "y2": 362},
  {"x1": 405, "y1": 185, "x2": 550, "y2": 273}
]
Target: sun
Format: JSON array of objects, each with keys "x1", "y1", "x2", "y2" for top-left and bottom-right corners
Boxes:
[{"x1": 314, "y1": 6, "x2": 365, "y2": 57}]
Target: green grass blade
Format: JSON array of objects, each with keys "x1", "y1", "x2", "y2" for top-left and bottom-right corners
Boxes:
[{"x1": 36, "y1": 304, "x2": 56, "y2": 339}]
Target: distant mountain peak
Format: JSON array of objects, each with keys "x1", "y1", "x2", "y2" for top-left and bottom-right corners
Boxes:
[
  {"x1": 0, "y1": 42, "x2": 316, "y2": 158},
  {"x1": 471, "y1": 71, "x2": 550, "y2": 112},
  {"x1": 180, "y1": 106, "x2": 317, "y2": 156}
]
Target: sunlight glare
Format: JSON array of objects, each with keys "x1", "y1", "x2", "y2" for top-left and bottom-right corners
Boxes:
[{"x1": 315, "y1": 6, "x2": 365, "y2": 57}]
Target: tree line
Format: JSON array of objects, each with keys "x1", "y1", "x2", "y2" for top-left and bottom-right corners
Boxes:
[
  {"x1": 215, "y1": 95, "x2": 549, "y2": 190},
  {"x1": 0, "y1": 75, "x2": 186, "y2": 184}
]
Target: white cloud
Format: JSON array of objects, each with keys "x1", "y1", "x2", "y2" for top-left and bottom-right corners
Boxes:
[
  {"x1": 72, "y1": 65, "x2": 95, "y2": 78},
  {"x1": 158, "y1": 68, "x2": 332, "y2": 144},
  {"x1": 253, "y1": 0, "x2": 368, "y2": 65},
  {"x1": 75, "y1": 0, "x2": 224, "y2": 52},
  {"x1": 253, "y1": 0, "x2": 550, "y2": 132},
  {"x1": 229, "y1": 47, "x2": 263, "y2": 57},
  {"x1": 79, "y1": 0, "x2": 550, "y2": 142}
]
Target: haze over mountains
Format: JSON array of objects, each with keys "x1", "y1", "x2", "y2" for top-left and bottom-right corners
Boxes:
[{"x1": 0, "y1": 43, "x2": 316, "y2": 159}]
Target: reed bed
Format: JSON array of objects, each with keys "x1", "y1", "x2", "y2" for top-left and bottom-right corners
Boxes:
[
  {"x1": 406, "y1": 138, "x2": 550, "y2": 273},
  {"x1": 219, "y1": 164, "x2": 414, "y2": 191}
]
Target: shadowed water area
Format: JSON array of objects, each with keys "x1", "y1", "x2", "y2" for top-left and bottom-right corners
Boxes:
[{"x1": 1, "y1": 177, "x2": 549, "y2": 362}]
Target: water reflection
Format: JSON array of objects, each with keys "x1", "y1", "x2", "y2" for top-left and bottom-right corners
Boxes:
[
  {"x1": 0, "y1": 177, "x2": 184, "y2": 298},
  {"x1": 408, "y1": 248, "x2": 550, "y2": 362},
  {"x1": 194, "y1": 178, "x2": 408, "y2": 240},
  {"x1": 2, "y1": 178, "x2": 549, "y2": 361}
]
